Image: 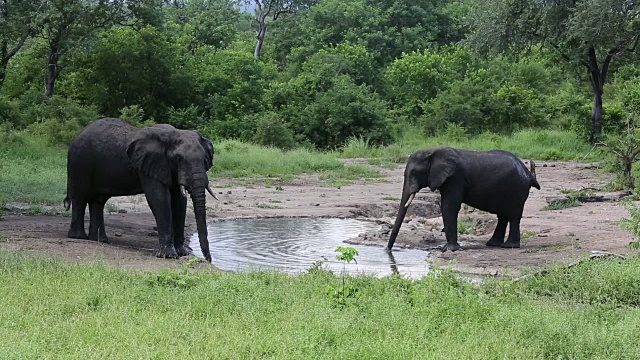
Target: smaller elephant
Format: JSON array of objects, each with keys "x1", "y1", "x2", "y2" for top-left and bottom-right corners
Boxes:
[
  {"x1": 64, "y1": 118, "x2": 216, "y2": 262},
  {"x1": 387, "y1": 147, "x2": 540, "y2": 251}
]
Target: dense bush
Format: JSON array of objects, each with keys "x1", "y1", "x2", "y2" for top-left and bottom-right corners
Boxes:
[
  {"x1": 24, "y1": 96, "x2": 100, "y2": 146},
  {"x1": 253, "y1": 112, "x2": 297, "y2": 150}
]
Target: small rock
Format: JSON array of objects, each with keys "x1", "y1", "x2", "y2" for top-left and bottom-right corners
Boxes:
[
  {"x1": 543, "y1": 164, "x2": 548, "y2": 167},
  {"x1": 311, "y1": 203, "x2": 320, "y2": 207},
  {"x1": 227, "y1": 191, "x2": 232, "y2": 194},
  {"x1": 117, "y1": 209, "x2": 127, "y2": 214},
  {"x1": 223, "y1": 202, "x2": 228, "y2": 205},
  {"x1": 219, "y1": 191, "x2": 223, "y2": 194},
  {"x1": 114, "y1": 232, "x2": 122, "y2": 237},
  {"x1": 148, "y1": 231, "x2": 158, "y2": 237},
  {"x1": 550, "y1": 164, "x2": 556, "y2": 167}
]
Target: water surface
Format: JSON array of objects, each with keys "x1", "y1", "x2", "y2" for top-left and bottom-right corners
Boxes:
[{"x1": 190, "y1": 218, "x2": 430, "y2": 278}]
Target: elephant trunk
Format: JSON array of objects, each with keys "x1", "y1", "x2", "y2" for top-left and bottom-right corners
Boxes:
[
  {"x1": 190, "y1": 181, "x2": 211, "y2": 263},
  {"x1": 387, "y1": 183, "x2": 413, "y2": 250}
]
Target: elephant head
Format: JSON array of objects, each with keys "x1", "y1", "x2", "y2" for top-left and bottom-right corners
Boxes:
[
  {"x1": 126, "y1": 125, "x2": 215, "y2": 262},
  {"x1": 387, "y1": 148, "x2": 457, "y2": 250}
]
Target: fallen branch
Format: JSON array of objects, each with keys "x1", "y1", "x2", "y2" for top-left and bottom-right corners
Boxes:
[{"x1": 545, "y1": 191, "x2": 633, "y2": 204}]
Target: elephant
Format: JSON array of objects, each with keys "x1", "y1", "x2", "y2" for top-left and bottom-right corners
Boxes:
[
  {"x1": 387, "y1": 147, "x2": 540, "y2": 252},
  {"x1": 63, "y1": 117, "x2": 216, "y2": 262}
]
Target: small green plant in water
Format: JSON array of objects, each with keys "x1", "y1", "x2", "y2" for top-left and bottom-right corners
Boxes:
[{"x1": 326, "y1": 246, "x2": 359, "y2": 306}]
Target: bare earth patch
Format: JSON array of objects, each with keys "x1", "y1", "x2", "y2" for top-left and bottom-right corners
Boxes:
[{"x1": 0, "y1": 161, "x2": 635, "y2": 276}]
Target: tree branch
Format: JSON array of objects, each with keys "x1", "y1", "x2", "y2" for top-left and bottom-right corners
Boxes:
[{"x1": 5, "y1": 27, "x2": 31, "y2": 61}]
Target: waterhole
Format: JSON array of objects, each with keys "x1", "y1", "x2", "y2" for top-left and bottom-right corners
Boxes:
[{"x1": 190, "y1": 218, "x2": 430, "y2": 278}]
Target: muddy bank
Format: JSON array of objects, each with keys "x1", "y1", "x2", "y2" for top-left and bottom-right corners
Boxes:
[{"x1": 0, "y1": 161, "x2": 635, "y2": 276}]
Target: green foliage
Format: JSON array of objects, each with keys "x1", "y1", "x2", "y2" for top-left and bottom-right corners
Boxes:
[
  {"x1": 457, "y1": 219, "x2": 475, "y2": 235},
  {"x1": 0, "y1": 96, "x2": 19, "y2": 125},
  {"x1": 167, "y1": 105, "x2": 203, "y2": 130},
  {"x1": 385, "y1": 45, "x2": 473, "y2": 118},
  {"x1": 73, "y1": 26, "x2": 179, "y2": 120},
  {"x1": 24, "y1": 96, "x2": 99, "y2": 146},
  {"x1": 119, "y1": 105, "x2": 155, "y2": 128},
  {"x1": 335, "y1": 246, "x2": 358, "y2": 264},
  {"x1": 272, "y1": 72, "x2": 392, "y2": 149},
  {"x1": 327, "y1": 246, "x2": 360, "y2": 306},
  {"x1": 621, "y1": 200, "x2": 640, "y2": 243},
  {"x1": 253, "y1": 112, "x2": 297, "y2": 150}
]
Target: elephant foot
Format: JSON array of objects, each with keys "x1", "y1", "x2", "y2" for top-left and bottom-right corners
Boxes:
[
  {"x1": 88, "y1": 233, "x2": 110, "y2": 243},
  {"x1": 157, "y1": 245, "x2": 179, "y2": 259},
  {"x1": 68, "y1": 228, "x2": 89, "y2": 240},
  {"x1": 486, "y1": 238, "x2": 505, "y2": 247},
  {"x1": 441, "y1": 242, "x2": 461, "y2": 252},
  {"x1": 176, "y1": 245, "x2": 193, "y2": 257},
  {"x1": 502, "y1": 240, "x2": 520, "y2": 249}
]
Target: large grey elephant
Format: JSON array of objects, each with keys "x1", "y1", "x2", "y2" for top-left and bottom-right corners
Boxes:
[
  {"x1": 387, "y1": 147, "x2": 540, "y2": 251},
  {"x1": 64, "y1": 118, "x2": 216, "y2": 262}
]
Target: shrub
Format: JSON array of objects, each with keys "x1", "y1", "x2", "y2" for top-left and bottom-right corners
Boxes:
[
  {"x1": 253, "y1": 112, "x2": 297, "y2": 150},
  {"x1": 24, "y1": 96, "x2": 100, "y2": 146},
  {"x1": 167, "y1": 105, "x2": 203, "y2": 129},
  {"x1": 119, "y1": 105, "x2": 155, "y2": 128},
  {"x1": 0, "y1": 96, "x2": 19, "y2": 126}
]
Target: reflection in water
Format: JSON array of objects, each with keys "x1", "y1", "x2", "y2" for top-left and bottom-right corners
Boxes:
[{"x1": 190, "y1": 218, "x2": 430, "y2": 278}]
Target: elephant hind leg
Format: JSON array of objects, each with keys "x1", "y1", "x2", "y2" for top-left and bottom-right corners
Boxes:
[
  {"x1": 68, "y1": 197, "x2": 89, "y2": 240},
  {"x1": 88, "y1": 196, "x2": 109, "y2": 242},
  {"x1": 502, "y1": 216, "x2": 522, "y2": 248},
  {"x1": 486, "y1": 215, "x2": 508, "y2": 247}
]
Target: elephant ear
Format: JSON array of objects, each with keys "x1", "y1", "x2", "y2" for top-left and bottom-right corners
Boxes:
[
  {"x1": 427, "y1": 148, "x2": 458, "y2": 190},
  {"x1": 193, "y1": 130, "x2": 214, "y2": 170},
  {"x1": 126, "y1": 128, "x2": 172, "y2": 186}
]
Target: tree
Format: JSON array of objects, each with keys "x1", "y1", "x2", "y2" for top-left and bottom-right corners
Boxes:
[
  {"x1": 0, "y1": 0, "x2": 40, "y2": 88},
  {"x1": 247, "y1": 0, "x2": 316, "y2": 59},
  {"x1": 35, "y1": 0, "x2": 154, "y2": 97},
  {"x1": 465, "y1": 0, "x2": 640, "y2": 142}
]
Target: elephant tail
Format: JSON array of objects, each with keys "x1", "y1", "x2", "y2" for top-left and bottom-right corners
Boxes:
[
  {"x1": 529, "y1": 160, "x2": 540, "y2": 190},
  {"x1": 63, "y1": 162, "x2": 71, "y2": 211}
]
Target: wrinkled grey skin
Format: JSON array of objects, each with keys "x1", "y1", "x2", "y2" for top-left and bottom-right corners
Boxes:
[
  {"x1": 64, "y1": 118, "x2": 214, "y2": 262},
  {"x1": 388, "y1": 147, "x2": 540, "y2": 252}
]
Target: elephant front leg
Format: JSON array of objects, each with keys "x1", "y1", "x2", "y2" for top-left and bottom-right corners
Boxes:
[
  {"x1": 441, "y1": 198, "x2": 462, "y2": 252},
  {"x1": 170, "y1": 187, "x2": 192, "y2": 257},
  {"x1": 141, "y1": 177, "x2": 178, "y2": 259}
]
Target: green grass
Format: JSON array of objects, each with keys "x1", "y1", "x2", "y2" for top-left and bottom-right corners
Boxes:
[
  {"x1": 0, "y1": 131, "x2": 67, "y2": 206},
  {"x1": 2, "y1": 253, "x2": 640, "y2": 358},
  {"x1": 337, "y1": 127, "x2": 596, "y2": 162}
]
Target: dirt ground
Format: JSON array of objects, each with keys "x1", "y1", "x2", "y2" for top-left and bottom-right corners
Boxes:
[{"x1": 0, "y1": 160, "x2": 635, "y2": 277}]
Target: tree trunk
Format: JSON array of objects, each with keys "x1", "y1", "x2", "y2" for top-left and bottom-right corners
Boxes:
[
  {"x1": 0, "y1": 40, "x2": 7, "y2": 89},
  {"x1": 45, "y1": 46, "x2": 61, "y2": 98},
  {"x1": 254, "y1": 13, "x2": 267, "y2": 59},
  {"x1": 590, "y1": 87, "x2": 604, "y2": 142}
]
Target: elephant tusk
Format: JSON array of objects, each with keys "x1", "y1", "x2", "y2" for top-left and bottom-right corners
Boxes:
[
  {"x1": 206, "y1": 185, "x2": 219, "y2": 200},
  {"x1": 180, "y1": 185, "x2": 188, "y2": 198},
  {"x1": 404, "y1": 193, "x2": 416, "y2": 208}
]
